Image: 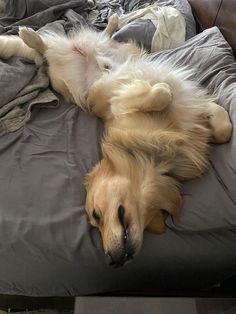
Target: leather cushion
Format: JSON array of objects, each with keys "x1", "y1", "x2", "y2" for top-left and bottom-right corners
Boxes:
[{"x1": 189, "y1": 0, "x2": 236, "y2": 55}]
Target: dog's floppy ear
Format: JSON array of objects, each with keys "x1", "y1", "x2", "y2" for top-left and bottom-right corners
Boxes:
[
  {"x1": 144, "y1": 174, "x2": 182, "y2": 234},
  {"x1": 146, "y1": 211, "x2": 166, "y2": 234},
  {"x1": 146, "y1": 188, "x2": 182, "y2": 234}
]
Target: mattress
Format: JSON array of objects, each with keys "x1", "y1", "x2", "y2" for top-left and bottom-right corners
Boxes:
[{"x1": 0, "y1": 0, "x2": 235, "y2": 296}]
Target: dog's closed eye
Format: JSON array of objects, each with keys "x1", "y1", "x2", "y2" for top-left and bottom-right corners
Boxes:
[{"x1": 92, "y1": 209, "x2": 100, "y2": 224}]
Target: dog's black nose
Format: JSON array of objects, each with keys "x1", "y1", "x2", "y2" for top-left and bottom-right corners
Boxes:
[{"x1": 106, "y1": 250, "x2": 134, "y2": 268}]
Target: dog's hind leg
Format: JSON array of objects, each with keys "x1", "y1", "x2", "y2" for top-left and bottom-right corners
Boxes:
[
  {"x1": 103, "y1": 13, "x2": 119, "y2": 37},
  {"x1": 110, "y1": 80, "x2": 172, "y2": 116},
  {"x1": 205, "y1": 102, "x2": 232, "y2": 143},
  {"x1": 19, "y1": 27, "x2": 47, "y2": 55},
  {"x1": 0, "y1": 34, "x2": 43, "y2": 66}
]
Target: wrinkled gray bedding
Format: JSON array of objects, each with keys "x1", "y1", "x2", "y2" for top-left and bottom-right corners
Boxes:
[{"x1": 0, "y1": 0, "x2": 235, "y2": 296}]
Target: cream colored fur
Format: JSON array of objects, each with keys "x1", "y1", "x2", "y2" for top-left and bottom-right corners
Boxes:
[{"x1": 0, "y1": 33, "x2": 43, "y2": 66}]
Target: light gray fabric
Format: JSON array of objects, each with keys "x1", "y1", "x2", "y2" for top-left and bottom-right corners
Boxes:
[
  {"x1": 113, "y1": 19, "x2": 156, "y2": 52},
  {"x1": 0, "y1": 64, "x2": 57, "y2": 135},
  {"x1": 0, "y1": 27, "x2": 235, "y2": 296},
  {"x1": 0, "y1": 0, "x2": 5, "y2": 17},
  {"x1": 0, "y1": 2, "x2": 94, "y2": 135},
  {"x1": 0, "y1": 0, "x2": 91, "y2": 35}
]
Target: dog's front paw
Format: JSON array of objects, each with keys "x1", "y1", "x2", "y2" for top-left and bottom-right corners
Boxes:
[
  {"x1": 151, "y1": 82, "x2": 173, "y2": 111},
  {"x1": 111, "y1": 80, "x2": 172, "y2": 116},
  {"x1": 86, "y1": 82, "x2": 113, "y2": 120},
  {"x1": 207, "y1": 104, "x2": 232, "y2": 143}
]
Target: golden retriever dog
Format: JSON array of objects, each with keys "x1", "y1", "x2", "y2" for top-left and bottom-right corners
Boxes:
[
  {"x1": 85, "y1": 57, "x2": 232, "y2": 267},
  {"x1": 0, "y1": 17, "x2": 232, "y2": 267}
]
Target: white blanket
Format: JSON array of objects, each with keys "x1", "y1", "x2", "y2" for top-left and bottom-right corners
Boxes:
[{"x1": 117, "y1": 5, "x2": 186, "y2": 52}]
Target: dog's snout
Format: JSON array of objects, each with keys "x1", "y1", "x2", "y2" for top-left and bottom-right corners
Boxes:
[
  {"x1": 106, "y1": 250, "x2": 134, "y2": 268},
  {"x1": 105, "y1": 206, "x2": 135, "y2": 267}
]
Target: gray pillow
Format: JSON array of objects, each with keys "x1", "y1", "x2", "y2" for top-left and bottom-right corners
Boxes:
[{"x1": 151, "y1": 27, "x2": 236, "y2": 232}]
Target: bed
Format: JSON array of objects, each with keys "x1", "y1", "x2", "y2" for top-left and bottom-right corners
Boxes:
[{"x1": 0, "y1": 0, "x2": 235, "y2": 297}]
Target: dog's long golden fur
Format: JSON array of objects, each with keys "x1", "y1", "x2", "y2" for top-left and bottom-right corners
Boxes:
[
  {"x1": 85, "y1": 55, "x2": 232, "y2": 266},
  {"x1": 0, "y1": 16, "x2": 232, "y2": 267}
]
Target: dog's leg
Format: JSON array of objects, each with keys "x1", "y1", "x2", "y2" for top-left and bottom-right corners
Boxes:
[
  {"x1": 87, "y1": 79, "x2": 172, "y2": 119},
  {"x1": 110, "y1": 80, "x2": 172, "y2": 116},
  {"x1": 103, "y1": 13, "x2": 119, "y2": 37},
  {"x1": 19, "y1": 27, "x2": 47, "y2": 55},
  {"x1": 0, "y1": 34, "x2": 43, "y2": 66},
  {"x1": 205, "y1": 102, "x2": 232, "y2": 143},
  {"x1": 86, "y1": 78, "x2": 113, "y2": 120}
]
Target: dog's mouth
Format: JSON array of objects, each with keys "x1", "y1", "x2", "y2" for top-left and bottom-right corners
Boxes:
[
  {"x1": 106, "y1": 249, "x2": 134, "y2": 268},
  {"x1": 105, "y1": 205, "x2": 135, "y2": 268},
  {"x1": 106, "y1": 231, "x2": 135, "y2": 268}
]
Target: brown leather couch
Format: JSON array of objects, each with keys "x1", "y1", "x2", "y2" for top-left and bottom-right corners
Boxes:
[{"x1": 189, "y1": 0, "x2": 236, "y2": 56}]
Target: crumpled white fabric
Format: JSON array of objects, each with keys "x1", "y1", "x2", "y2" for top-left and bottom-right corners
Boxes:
[{"x1": 117, "y1": 5, "x2": 186, "y2": 52}]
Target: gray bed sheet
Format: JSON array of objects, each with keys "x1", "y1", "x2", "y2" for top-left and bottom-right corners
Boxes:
[{"x1": 0, "y1": 1, "x2": 235, "y2": 297}]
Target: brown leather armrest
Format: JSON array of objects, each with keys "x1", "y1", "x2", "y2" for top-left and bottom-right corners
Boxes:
[{"x1": 189, "y1": 0, "x2": 236, "y2": 56}]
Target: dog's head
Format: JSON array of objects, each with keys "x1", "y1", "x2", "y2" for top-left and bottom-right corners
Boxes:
[{"x1": 85, "y1": 144, "x2": 181, "y2": 267}]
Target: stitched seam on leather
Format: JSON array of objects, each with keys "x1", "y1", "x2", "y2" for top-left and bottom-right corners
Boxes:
[{"x1": 213, "y1": 0, "x2": 224, "y2": 26}]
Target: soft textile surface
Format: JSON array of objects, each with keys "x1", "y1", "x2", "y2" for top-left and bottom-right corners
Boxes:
[
  {"x1": 114, "y1": 0, "x2": 196, "y2": 43},
  {"x1": 0, "y1": 25, "x2": 235, "y2": 295},
  {"x1": 113, "y1": 5, "x2": 186, "y2": 52},
  {"x1": 0, "y1": 0, "x2": 235, "y2": 296},
  {"x1": 0, "y1": 62, "x2": 57, "y2": 135}
]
